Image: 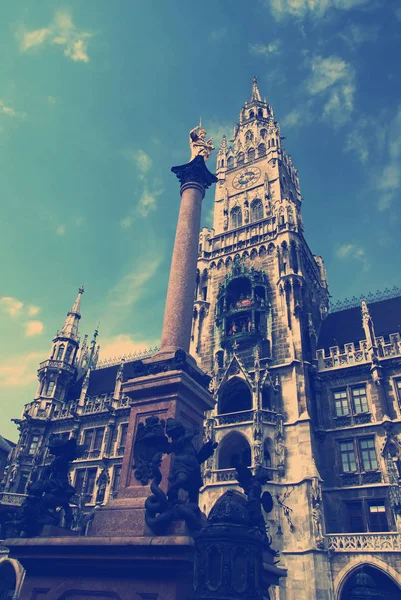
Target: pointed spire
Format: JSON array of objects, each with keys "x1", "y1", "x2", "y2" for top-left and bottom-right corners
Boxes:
[
  {"x1": 250, "y1": 76, "x2": 262, "y2": 102},
  {"x1": 361, "y1": 300, "x2": 377, "y2": 349},
  {"x1": 59, "y1": 287, "x2": 84, "y2": 341},
  {"x1": 87, "y1": 327, "x2": 99, "y2": 369},
  {"x1": 219, "y1": 134, "x2": 227, "y2": 152}
]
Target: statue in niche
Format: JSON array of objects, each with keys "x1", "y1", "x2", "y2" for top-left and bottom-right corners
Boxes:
[
  {"x1": 310, "y1": 478, "x2": 324, "y2": 548},
  {"x1": 143, "y1": 417, "x2": 218, "y2": 534},
  {"x1": 17, "y1": 436, "x2": 85, "y2": 537},
  {"x1": 234, "y1": 461, "x2": 275, "y2": 551},
  {"x1": 189, "y1": 120, "x2": 214, "y2": 161},
  {"x1": 223, "y1": 209, "x2": 228, "y2": 230}
]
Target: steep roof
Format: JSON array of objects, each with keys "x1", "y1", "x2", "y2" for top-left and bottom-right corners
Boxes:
[
  {"x1": 0, "y1": 435, "x2": 14, "y2": 454},
  {"x1": 318, "y1": 296, "x2": 401, "y2": 351}
]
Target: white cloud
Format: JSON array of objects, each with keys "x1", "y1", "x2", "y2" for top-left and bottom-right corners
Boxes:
[
  {"x1": 56, "y1": 224, "x2": 65, "y2": 235},
  {"x1": 25, "y1": 320, "x2": 44, "y2": 336},
  {"x1": 306, "y1": 55, "x2": 355, "y2": 125},
  {"x1": 28, "y1": 305, "x2": 40, "y2": 316},
  {"x1": 137, "y1": 189, "x2": 159, "y2": 217},
  {"x1": 340, "y1": 24, "x2": 379, "y2": 49},
  {"x1": 0, "y1": 297, "x2": 23, "y2": 316},
  {"x1": 0, "y1": 101, "x2": 26, "y2": 119},
  {"x1": 129, "y1": 149, "x2": 152, "y2": 180},
  {"x1": 269, "y1": 0, "x2": 372, "y2": 20},
  {"x1": 99, "y1": 334, "x2": 159, "y2": 360},
  {"x1": 107, "y1": 256, "x2": 161, "y2": 311},
  {"x1": 376, "y1": 105, "x2": 401, "y2": 211},
  {"x1": 0, "y1": 351, "x2": 43, "y2": 387},
  {"x1": 249, "y1": 41, "x2": 281, "y2": 58},
  {"x1": 120, "y1": 215, "x2": 134, "y2": 229},
  {"x1": 20, "y1": 10, "x2": 93, "y2": 63},
  {"x1": 336, "y1": 243, "x2": 369, "y2": 270}
]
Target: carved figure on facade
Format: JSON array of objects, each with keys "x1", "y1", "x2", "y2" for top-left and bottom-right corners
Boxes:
[
  {"x1": 189, "y1": 122, "x2": 214, "y2": 162},
  {"x1": 139, "y1": 417, "x2": 218, "y2": 534},
  {"x1": 16, "y1": 436, "x2": 85, "y2": 537},
  {"x1": 95, "y1": 462, "x2": 110, "y2": 504},
  {"x1": 133, "y1": 416, "x2": 169, "y2": 486},
  {"x1": 310, "y1": 477, "x2": 324, "y2": 548},
  {"x1": 275, "y1": 416, "x2": 285, "y2": 476},
  {"x1": 253, "y1": 410, "x2": 263, "y2": 441}
]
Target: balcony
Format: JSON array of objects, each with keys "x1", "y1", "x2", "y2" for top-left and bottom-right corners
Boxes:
[
  {"x1": 39, "y1": 359, "x2": 76, "y2": 375},
  {"x1": 327, "y1": 532, "x2": 401, "y2": 552},
  {"x1": 0, "y1": 492, "x2": 26, "y2": 507},
  {"x1": 216, "y1": 410, "x2": 253, "y2": 425}
]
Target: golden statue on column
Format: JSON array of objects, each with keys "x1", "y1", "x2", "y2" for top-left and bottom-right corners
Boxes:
[{"x1": 189, "y1": 119, "x2": 214, "y2": 161}]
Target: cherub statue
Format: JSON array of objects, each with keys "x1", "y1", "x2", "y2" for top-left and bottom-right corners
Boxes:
[{"x1": 189, "y1": 120, "x2": 214, "y2": 161}]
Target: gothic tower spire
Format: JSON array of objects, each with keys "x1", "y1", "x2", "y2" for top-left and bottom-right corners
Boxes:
[{"x1": 58, "y1": 286, "x2": 84, "y2": 341}]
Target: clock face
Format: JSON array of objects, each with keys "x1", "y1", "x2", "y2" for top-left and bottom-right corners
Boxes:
[{"x1": 232, "y1": 167, "x2": 261, "y2": 190}]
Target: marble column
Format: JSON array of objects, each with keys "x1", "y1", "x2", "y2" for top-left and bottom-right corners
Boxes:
[{"x1": 159, "y1": 155, "x2": 217, "y2": 355}]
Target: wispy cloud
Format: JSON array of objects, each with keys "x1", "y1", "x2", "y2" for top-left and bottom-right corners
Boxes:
[
  {"x1": 208, "y1": 28, "x2": 227, "y2": 42},
  {"x1": 128, "y1": 149, "x2": 152, "y2": 180},
  {"x1": 99, "y1": 334, "x2": 159, "y2": 360},
  {"x1": 306, "y1": 55, "x2": 355, "y2": 126},
  {"x1": 336, "y1": 243, "x2": 369, "y2": 270},
  {"x1": 20, "y1": 10, "x2": 93, "y2": 63},
  {"x1": 105, "y1": 255, "x2": 161, "y2": 313},
  {"x1": 0, "y1": 351, "x2": 43, "y2": 387},
  {"x1": 28, "y1": 305, "x2": 40, "y2": 316},
  {"x1": 340, "y1": 23, "x2": 379, "y2": 50},
  {"x1": 121, "y1": 149, "x2": 162, "y2": 228},
  {"x1": 56, "y1": 224, "x2": 65, "y2": 235},
  {"x1": 249, "y1": 40, "x2": 281, "y2": 58},
  {"x1": 268, "y1": 0, "x2": 372, "y2": 20},
  {"x1": 0, "y1": 297, "x2": 24, "y2": 316},
  {"x1": 25, "y1": 320, "x2": 44, "y2": 336},
  {"x1": 376, "y1": 105, "x2": 401, "y2": 211}
]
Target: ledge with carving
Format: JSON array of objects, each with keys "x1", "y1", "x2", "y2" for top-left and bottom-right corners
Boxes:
[
  {"x1": 333, "y1": 413, "x2": 372, "y2": 428},
  {"x1": 39, "y1": 359, "x2": 76, "y2": 375},
  {"x1": 0, "y1": 492, "x2": 26, "y2": 507},
  {"x1": 340, "y1": 471, "x2": 382, "y2": 487},
  {"x1": 327, "y1": 532, "x2": 401, "y2": 552}
]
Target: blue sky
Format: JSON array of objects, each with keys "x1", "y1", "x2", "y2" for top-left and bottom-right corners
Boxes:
[{"x1": 1, "y1": 0, "x2": 401, "y2": 440}]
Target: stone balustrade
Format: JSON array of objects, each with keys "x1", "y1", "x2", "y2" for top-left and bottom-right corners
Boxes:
[
  {"x1": 327, "y1": 532, "x2": 401, "y2": 552},
  {"x1": 317, "y1": 333, "x2": 401, "y2": 371},
  {"x1": 216, "y1": 410, "x2": 254, "y2": 425},
  {"x1": 0, "y1": 492, "x2": 26, "y2": 506}
]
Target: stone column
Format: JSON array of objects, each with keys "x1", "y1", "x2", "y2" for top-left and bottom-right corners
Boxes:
[{"x1": 159, "y1": 156, "x2": 217, "y2": 356}]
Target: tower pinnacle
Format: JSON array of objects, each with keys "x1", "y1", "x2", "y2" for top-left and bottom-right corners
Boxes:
[
  {"x1": 250, "y1": 76, "x2": 262, "y2": 102},
  {"x1": 59, "y1": 287, "x2": 84, "y2": 341}
]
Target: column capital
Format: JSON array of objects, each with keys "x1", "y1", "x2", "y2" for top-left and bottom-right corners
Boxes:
[{"x1": 171, "y1": 155, "x2": 218, "y2": 195}]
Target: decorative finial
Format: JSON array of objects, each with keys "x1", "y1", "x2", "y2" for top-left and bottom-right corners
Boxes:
[
  {"x1": 79, "y1": 286, "x2": 84, "y2": 294},
  {"x1": 250, "y1": 76, "x2": 262, "y2": 102}
]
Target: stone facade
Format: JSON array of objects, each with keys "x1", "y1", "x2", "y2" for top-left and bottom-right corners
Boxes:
[{"x1": 2, "y1": 80, "x2": 401, "y2": 599}]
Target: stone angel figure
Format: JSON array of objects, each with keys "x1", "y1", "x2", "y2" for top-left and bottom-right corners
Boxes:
[{"x1": 189, "y1": 120, "x2": 214, "y2": 161}]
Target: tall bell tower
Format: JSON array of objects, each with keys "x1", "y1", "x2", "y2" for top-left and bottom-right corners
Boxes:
[{"x1": 190, "y1": 79, "x2": 332, "y2": 599}]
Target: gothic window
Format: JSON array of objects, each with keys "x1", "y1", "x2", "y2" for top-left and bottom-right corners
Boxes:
[
  {"x1": 65, "y1": 345, "x2": 73, "y2": 363},
  {"x1": 271, "y1": 138, "x2": 275, "y2": 146},
  {"x1": 359, "y1": 438, "x2": 378, "y2": 471},
  {"x1": 111, "y1": 465, "x2": 122, "y2": 496},
  {"x1": 202, "y1": 286, "x2": 208, "y2": 301},
  {"x1": 237, "y1": 152, "x2": 244, "y2": 166},
  {"x1": 258, "y1": 143, "x2": 266, "y2": 157},
  {"x1": 262, "y1": 385, "x2": 271, "y2": 409},
  {"x1": 27, "y1": 434, "x2": 40, "y2": 455},
  {"x1": 250, "y1": 199, "x2": 263, "y2": 222},
  {"x1": 228, "y1": 156, "x2": 234, "y2": 168},
  {"x1": 74, "y1": 468, "x2": 97, "y2": 503},
  {"x1": 54, "y1": 383, "x2": 61, "y2": 400},
  {"x1": 258, "y1": 108, "x2": 263, "y2": 117},
  {"x1": 0, "y1": 561, "x2": 17, "y2": 600},
  {"x1": 118, "y1": 423, "x2": 128, "y2": 451},
  {"x1": 278, "y1": 208, "x2": 285, "y2": 227},
  {"x1": 83, "y1": 427, "x2": 105, "y2": 457},
  {"x1": 344, "y1": 500, "x2": 389, "y2": 533},
  {"x1": 340, "y1": 567, "x2": 401, "y2": 598},
  {"x1": 352, "y1": 387, "x2": 368, "y2": 414},
  {"x1": 245, "y1": 130, "x2": 253, "y2": 143},
  {"x1": 221, "y1": 159, "x2": 225, "y2": 167},
  {"x1": 218, "y1": 377, "x2": 252, "y2": 414},
  {"x1": 56, "y1": 345, "x2": 65, "y2": 361},
  {"x1": 260, "y1": 129, "x2": 267, "y2": 140},
  {"x1": 231, "y1": 207, "x2": 242, "y2": 229},
  {"x1": 249, "y1": 110, "x2": 254, "y2": 119},
  {"x1": 16, "y1": 471, "x2": 29, "y2": 494},
  {"x1": 45, "y1": 380, "x2": 55, "y2": 396},
  {"x1": 334, "y1": 390, "x2": 349, "y2": 416},
  {"x1": 264, "y1": 439, "x2": 272, "y2": 467},
  {"x1": 247, "y1": 147, "x2": 255, "y2": 162},
  {"x1": 339, "y1": 441, "x2": 357, "y2": 472},
  {"x1": 218, "y1": 432, "x2": 252, "y2": 469}
]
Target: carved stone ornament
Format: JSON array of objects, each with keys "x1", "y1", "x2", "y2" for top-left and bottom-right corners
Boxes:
[
  {"x1": 171, "y1": 155, "x2": 218, "y2": 191},
  {"x1": 133, "y1": 416, "x2": 169, "y2": 485},
  {"x1": 189, "y1": 123, "x2": 214, "y2": 162}
]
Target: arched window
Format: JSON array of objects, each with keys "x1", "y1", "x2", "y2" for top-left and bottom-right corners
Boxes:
[
  {"x1": 237, "y1": 152, "x2": 244, "y2": 166},
  {"x1": 0, "y1": 562, "x2": 17, "y2": 600},
  {"x1": 249, "y1": 111, "x2": 254, "y2": 119},
  {"x1": 258, "y1": 108, "x2": 263, "y2": 117},
  {"x1": 218, "y1": 377, "x2": 252, "y2": 414},
  {"x1": 231, "y1": 207, "x2": 242, "y2": 229},
  {"x1": 65, "y1": 345, "x2": 73, "y2": 363},
  {"x1": 262, "y1": 385, "x2": 271, "y2": 409},
  {"x1": 250, "y1": 199, "x2": 263, "y2": 222},
  {"x1": 279, "y1": 208, "x2": 285, "y2": 227},
  {"x1": 245, "y1": 130, "x2": 253, "y2": 143},
  {"x1": 260, "y1": 129, "x2": 267, "y2": 140},
  {"x1": 340, "y1": 566, "x2": 401, "y2": 599},
  {"x1": 56, "y1": 345, "x2": 65, "y2": 361},
  {"x1": 45, "y1": 380, "x2": 55, "y2": 396},
  {"x1": 258, "y1": 143, "x2": 266, "y2": 157},
  {"x1": 221, "y1": 159, "x2": 225, "y2": 167},
  {"x1": 227, "y1": 156, "x2": 234, "y2": 168},
  {"x1": 247, "y1": 148, "x2": 255, "y2": 162},
  {"x1": 218, "y1": 432, "x2": 252, "y2": 469},
  {"x1": 264, "y1": 439, "x2": 273, "y2": 468},
  {"x1": 271, "y1": 138, "x2": 275, "y2": 146}
]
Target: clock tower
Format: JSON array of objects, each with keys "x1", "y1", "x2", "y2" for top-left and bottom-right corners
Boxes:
[{"x1": 190, "y1": 78, "x2": 332, "y2": 599}]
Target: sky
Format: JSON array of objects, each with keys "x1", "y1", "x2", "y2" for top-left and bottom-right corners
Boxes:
[{"x1": 1, "y1": 0, "x2": 401, "y2": 440}]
